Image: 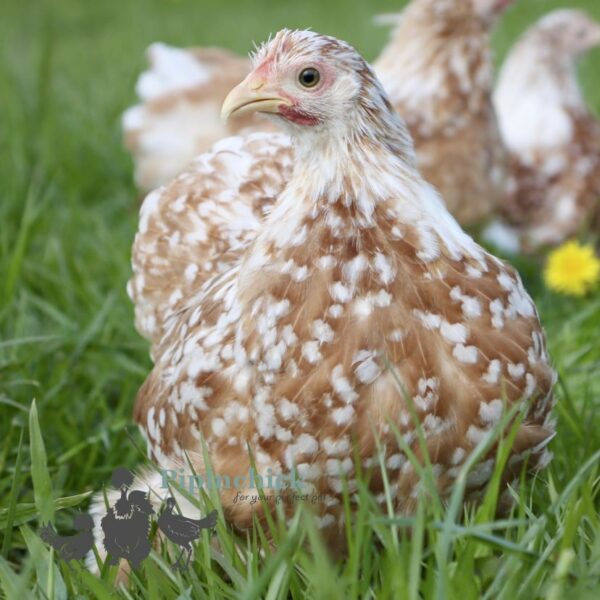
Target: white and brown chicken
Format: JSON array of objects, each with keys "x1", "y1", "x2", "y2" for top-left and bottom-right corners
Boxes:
[
  {"x1": 373, "y1": 0, "x2": 511, "y2": 225},
  {"x1": 127, "y1": 0, "x2": 514, "y2": 349},
  {"x1": 486, "y1": 9, "x2": 600, "y2": 252},
  {"x1": 123, "y1": 0, "x2": 511, "y2": 228},
  {"x1": 122, "y1": 45, "x2": 278, "y2": 191},
  {"x1": 120, "y1": 30, "x2": 555, "y2": 552}
]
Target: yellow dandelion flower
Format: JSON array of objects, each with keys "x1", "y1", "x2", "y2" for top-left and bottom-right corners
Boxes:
[{"x1": 544, "y1": 241, "x2": 600, "y2": 296}]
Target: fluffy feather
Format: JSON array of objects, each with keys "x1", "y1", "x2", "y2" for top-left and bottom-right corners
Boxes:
[
  {"x1": 129, "y1": 30, "x2": 555, "y2": 551},
  {"x1": 123, "y1": 44, "x2": 275, "y2": 190},
  {"x1": 491, "y1": 9, "x2": 600, "y2": 250},
  {"x1": 374, "y1": 0, "x2": 511, "y2": 226},
  {"x1": 128, "y1": 131, "x2": 292, "y2": 351}
]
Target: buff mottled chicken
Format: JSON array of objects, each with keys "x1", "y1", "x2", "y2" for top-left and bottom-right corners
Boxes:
[
  {"x1": 486, "y1": 9, "x2": 600, "y2": 252},
  {"x1": 123, "y1": 0, "x2": 511, "y2": 229},
  {"x1": 109, "y1": 30, "x2": 555, "y2": 563},
  {"x1": 127, "y1": 0, "x2": 515, "y2": 348},
  {"x1": 373, "y1": 0, "x2": 511, "y2": 226}
]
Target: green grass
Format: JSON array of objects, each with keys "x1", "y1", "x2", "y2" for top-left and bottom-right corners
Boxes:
[{"x1": 1, "y1": 0, "x2": 600, "y2": 597}]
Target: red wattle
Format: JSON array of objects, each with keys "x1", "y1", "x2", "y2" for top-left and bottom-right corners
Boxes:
[{"x1": 278, "y1": 105, "x2": 321, "y2": 126}]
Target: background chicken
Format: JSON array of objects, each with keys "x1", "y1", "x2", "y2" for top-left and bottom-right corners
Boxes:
[
  {"x1": 123, "y1": 44, "x2": 263, "y2": 191},
  {"x1": 122, "y1": 30, "x2": 555, "y2": 551},
  {"x1": 123, "y1": 0, "x2": 511, "y2": 230},
  {"x1": 373, "y1": 0, "x2": 512, "y2": 226},
  {"x1": 488, "y1": 9, "x2": 600, "y2": 251}
]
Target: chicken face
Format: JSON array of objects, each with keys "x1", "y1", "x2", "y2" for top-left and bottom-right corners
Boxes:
[
  {"x1": 538, "y1": 10, "x2": 600, "y2": 57},
  {"x1": 222, "y1": 30, "x2": 364, "y2": 130}
]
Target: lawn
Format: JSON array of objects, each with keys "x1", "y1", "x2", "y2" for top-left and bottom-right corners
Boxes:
[{"x1": 1, "y1": 0, "x2": 600, "y2": 598}]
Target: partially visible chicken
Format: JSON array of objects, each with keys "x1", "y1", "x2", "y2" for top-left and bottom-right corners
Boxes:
[
  {"x1": 490, "y1": 9, "x2": 600, "y2": 250},
  {"x1": 123, "y1": 44, "x2": 274, "y2": 191},
  {"x1": 374, "y1": 0, "x2": 512, "y2": 226},
  {"x1": 126, "y1": 0, "x2": 516, "y2": 351}
]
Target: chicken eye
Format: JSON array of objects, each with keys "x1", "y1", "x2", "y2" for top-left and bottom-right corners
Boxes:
[{"x1": 298, "y1": 68, "x2": 320, "y2": 88}]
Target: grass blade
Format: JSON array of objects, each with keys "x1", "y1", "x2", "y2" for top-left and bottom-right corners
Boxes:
[{"x1": 29, "y1": 398, "x2": 54, "y2": 524}]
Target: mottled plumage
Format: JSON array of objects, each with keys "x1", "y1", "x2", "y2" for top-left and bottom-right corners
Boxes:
[
  {"x1": 491, "y1": 9, "x2": 600, "y2": 250},
  {"x1": 374, "y1": 0, "x2": 511, "y2": 226},
  {"x1": 128, "y1": 30, "x2": 555, "y2": 548},
  {"x1": 128, "y1": 0, "x2": 516, "y2": 348},
  {"x1": 128, "y1": 132, "x2": 292, "y2": 350}
]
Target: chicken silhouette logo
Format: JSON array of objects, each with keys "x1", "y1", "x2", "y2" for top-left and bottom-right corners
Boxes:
[
  {"x1": 39, "y1": 513, "x2": 94, "y2": 561},
  {"x1": 39, "y1": 466, "x2": 218, "y2": 572},
  {"x1": 157, "y1": 497, "x2": 218, "y2": 570},
  {"x1": 101, "y1": 468, "x2": 155, "y2": 569}
]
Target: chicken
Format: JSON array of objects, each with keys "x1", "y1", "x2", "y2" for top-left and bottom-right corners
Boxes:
[
  {"x1": 122, "y1": 30, "x2": 555, "y2": 551},
  {"x1": 127, "y1": 0, "x2": 514, "y2": 349},
  {"x1": 157, "y1": 498, "x2": 217, "y2": 569},
  {"x1": 373, "y1": 0, "x2": 512, "y2": 226},
  {"x1": 40, "y1": 513, "x2": 94, "y2": 561},
  {"x1": 488, "y1": 9, "x2": 600, "y2": 251},
  {"x1": 123, "y1": 44, "x2": 273, "y2": 191},
  {"x1": 123, "y1": 0, "x2": 511, "y2": 229}
]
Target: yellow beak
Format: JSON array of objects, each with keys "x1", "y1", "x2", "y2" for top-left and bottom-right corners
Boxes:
[{"x1": 221, "y1": 75, "x2": 292, "y2": 122}]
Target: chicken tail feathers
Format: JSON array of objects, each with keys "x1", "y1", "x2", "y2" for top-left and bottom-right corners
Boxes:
[{"x1": 199, "y1": 510, "x2": 218, "y2": 530}]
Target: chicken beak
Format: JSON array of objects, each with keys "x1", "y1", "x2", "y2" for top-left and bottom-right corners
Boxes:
[{"x1": 221, "y1": 75, "x2": 292, "y2": 122}]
